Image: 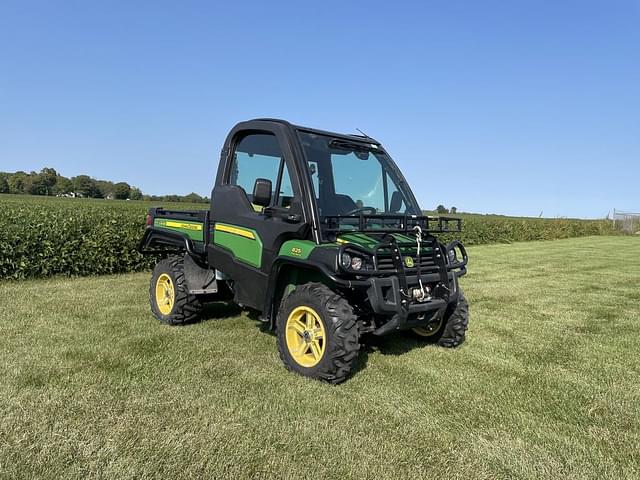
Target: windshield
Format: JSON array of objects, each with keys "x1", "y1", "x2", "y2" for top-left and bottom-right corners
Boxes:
[{"x1": 298, "y1": 131, "x2": 419, "y2": 221}]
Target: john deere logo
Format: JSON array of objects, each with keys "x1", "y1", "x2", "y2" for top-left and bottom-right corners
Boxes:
[{"x1": 404, "y1": 256, "x2": 414, "y2": 267}]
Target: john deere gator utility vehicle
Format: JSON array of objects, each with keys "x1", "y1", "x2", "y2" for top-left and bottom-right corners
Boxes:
[{"x1": 139, "y1": 119, "x2": 469, "y2": 383}]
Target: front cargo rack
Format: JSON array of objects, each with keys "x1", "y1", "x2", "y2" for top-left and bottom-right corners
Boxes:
[{"x1": 321, "y1": 214, "x2": 462, "y2": 235}]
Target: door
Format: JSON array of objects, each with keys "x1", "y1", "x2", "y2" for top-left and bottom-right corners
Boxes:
[{"x1": 208, "y1": 129, "x2": 307, "y2": 310}]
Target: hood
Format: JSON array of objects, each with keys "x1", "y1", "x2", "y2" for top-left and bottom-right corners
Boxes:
[{"x1": 336, "y1": 232, "x2": 428, "y2": 254}]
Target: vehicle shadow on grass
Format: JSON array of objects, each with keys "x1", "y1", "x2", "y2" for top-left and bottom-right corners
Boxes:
[
  {"x1": 249, "y1": 323, "x2": 429, "y2": 380},
  {"x1": 335, "y1": 334, "x2": 431, "y2": 380},
  {"x1": 196, "y1": 301, "x2": 244, "y2": 323},
  {"x1": 197, "y1": 302, "x2": 267, "y2": 326},
  {"x1": 194, "y1": 299, "x2": 428, "y2": 359},
  {"x1": 362, "y1": 333, "x2": 431, "y2": 357},
  {"x1": 195, "y1": 305, "x2": 427, "y2": 380},
  {"x1": 346, "y1": 334, "x2": 432, "y2": 378}
]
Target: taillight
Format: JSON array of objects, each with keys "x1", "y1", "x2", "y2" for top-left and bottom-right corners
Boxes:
[{"x1": 146, "y1": 214, "x2": 152, "y2": 226}]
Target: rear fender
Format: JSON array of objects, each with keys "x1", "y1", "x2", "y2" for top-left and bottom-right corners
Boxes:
[
  {"x1": 140, "y1": 228, "x2": 217, "y2": 293},
  {"x1": 138, "y1": 227, "x2": 203, "y2": 261}
]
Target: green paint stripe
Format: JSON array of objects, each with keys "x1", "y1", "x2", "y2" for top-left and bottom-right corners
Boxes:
[
  {"x1": 154, "y1": 218, "x2": 204, "y2": 241},
  {"x1": 213, "y1": 224, "x2": 262, "y2": 268},
  {"x1": 394, "y1": 233, "x2": 415, "y2": 243},
  {"x1": 337, "y1": 233, "x2": 379, "y2": 249}
]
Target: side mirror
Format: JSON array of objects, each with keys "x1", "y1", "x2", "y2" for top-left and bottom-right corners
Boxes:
[
  {"x1": 389, "y1": 191, "x2": 403, "y2": 213},
  {"x1": 252, "y1": 178, "x2": 272, "y2": 207}
]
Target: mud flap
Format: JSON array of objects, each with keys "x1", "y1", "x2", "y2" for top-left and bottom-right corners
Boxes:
[{"x1": 183, "y1": 254, "x2": 218, "y2": 294}]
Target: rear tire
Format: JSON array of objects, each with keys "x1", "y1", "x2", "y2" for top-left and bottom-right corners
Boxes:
[
  {"x1": 411, "y1": 290, "x2": 469, "y2": 348},
  {"x1": 149, "y1": 256, "x2": 202, "y2": 325},
  {"x1": 276, "y1": 283, "x2": 360, "y2": 384}
]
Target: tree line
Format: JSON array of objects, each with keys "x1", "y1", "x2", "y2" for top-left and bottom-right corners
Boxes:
[
  {"x1": 0, "y1": 168, "x2": 208, "y2": 203},
  {"x1": 436, "y1": 205, "x2": 457, "y2": 214}
]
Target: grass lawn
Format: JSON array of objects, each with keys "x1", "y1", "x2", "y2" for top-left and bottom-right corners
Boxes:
[{"x1": 1, "y1": 236, "x2": 638, "y2": 479}]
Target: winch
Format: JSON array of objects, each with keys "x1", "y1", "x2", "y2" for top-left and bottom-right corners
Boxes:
[
  {"x1": 412, "y1": 284, "x2": 432, "y2": 302},
  {"x1": 412, "y1": 225, "x2": 429, "y2": 301}
]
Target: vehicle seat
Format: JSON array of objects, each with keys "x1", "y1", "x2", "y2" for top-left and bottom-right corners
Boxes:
[{"x1": 321, "y1": 194, "x2": 357, "y2": 216}]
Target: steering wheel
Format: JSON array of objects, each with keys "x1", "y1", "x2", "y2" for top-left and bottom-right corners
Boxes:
[{"x1": 344, "y1": 206, "x2": 377, "y2": 216}]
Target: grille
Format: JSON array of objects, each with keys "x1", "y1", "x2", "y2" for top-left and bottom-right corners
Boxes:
[{"x1": 374, "y1": 248, "x2": 440, "y2": 274}]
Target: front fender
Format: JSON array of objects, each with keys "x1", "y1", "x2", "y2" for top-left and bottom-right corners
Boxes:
[{"x1": 262, "y1": 257, "x2": 343, "y2": 329}]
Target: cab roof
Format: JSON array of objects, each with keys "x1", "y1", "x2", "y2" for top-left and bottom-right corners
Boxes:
[{"x1": 251, "y1": 118, "x2": 382, "y2": 146}]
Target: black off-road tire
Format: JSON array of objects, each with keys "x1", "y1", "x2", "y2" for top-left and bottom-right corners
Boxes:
[
  {"x1": 276, "y1": 283, "x2": 360, "y2": 384},
  {"x1": 149, "y1": 255, "x2": 202, "y2": 325},
  {"x1": 437, "y1": 291, "x2": 469, "y2": 348},
  {"x1": 411, "y1": 290, "x2": 469, "y2": 348}
]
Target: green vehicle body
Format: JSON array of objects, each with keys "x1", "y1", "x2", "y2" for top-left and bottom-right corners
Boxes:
[{"x1": 138, "y1": 118, "x2": 469, "y2": 382}]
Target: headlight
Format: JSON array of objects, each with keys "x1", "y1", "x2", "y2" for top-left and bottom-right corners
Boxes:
[
  {"x1": 340, "y1": 252, "x2": 368, "y2": 271},
  {"x1": 448, "y1": 249, "x2": 457, "y2": 263},
  {"x1": 350, "y1": 256, "x2": 363, "y2": 270}
]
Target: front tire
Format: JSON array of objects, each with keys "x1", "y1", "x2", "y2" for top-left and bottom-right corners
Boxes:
[
  {"x1": 149, "y1": 256, "x2": 202, "y2": 325},
  {"x1": 276, "y1": 283, "x2": 360, "y2": 384},
  {"x1": 411, "y1": 290, "x2": 469, "y2": 348}
]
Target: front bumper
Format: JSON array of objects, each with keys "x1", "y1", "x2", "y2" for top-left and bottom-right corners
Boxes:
[
  {"x1": 366, "y1": 271, "x2": 462, "y2": 335},
  {"x1": 324, "y1": 237, "x2": 468, "y2": 336}
]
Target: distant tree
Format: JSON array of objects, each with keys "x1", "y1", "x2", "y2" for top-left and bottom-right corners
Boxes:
[
  {"x1": 28, "y1": 174, "x2": 49, "y2": 195},
  {"x1": 95, "y1": 180, "x2": 115, "y2": 198},
  {"x1": 54, "y1": 177, "x2": 73, "y2": 195},
  {"x1": 450, "y1": 206, "x2": 457, "y2": 214},
  {"x1": 39, "y1": 167, "x2": 58, "y2": 195},
  {"x1": 113, "y1": 182, "x2": 131, "y2": 200},
  {"x1": 129, "y1": 187, "x2": 143, "y2": 200},
  {"x1": 0, "y1": 175, "x2": 9, "y2": 193},
  {"x1": 73, "y1": 175, "x2": 101, "y2": 198},
  {"x1": 436, "y1": 204, "x2": 449, "y2": 214},
  {"x1": 0, "y1": 167, "x2": 200, "y2": 202},
  {"x1": 8, "y1": 171, "x2": 28, "y2": 194},
  {"x1": 183, "y1": 192, "x2": 205, "y2": 203}
]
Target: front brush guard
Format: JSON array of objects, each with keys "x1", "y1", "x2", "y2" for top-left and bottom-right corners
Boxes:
[{"x1": 367, "y1": 234, "x2": 462, "y2": 336}]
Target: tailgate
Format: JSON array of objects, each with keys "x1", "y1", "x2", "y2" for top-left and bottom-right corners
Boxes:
[{"x1": 150, "y1": 208, "x2": 208, "y2": 242}]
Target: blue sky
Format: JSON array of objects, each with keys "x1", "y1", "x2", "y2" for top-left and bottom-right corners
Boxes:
[{"x1": 0, "y1": 0, "x2": 638, "y2": 218}]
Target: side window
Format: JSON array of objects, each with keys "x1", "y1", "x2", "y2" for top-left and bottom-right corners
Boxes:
[
  {"x1": 278, "y1": 163, "x2": 294, "y2": 208},
  {"x1": 228, "y1": 133, "x2": 295, "y2": 210}
]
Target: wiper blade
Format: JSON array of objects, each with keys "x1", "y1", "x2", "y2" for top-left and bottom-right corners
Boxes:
[{"x1": 329, "y1": 139, "x2": 373, "y2": 152}]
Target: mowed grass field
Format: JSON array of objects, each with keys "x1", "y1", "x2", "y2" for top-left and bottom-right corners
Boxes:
[{"x1": 1, "y1": 236, "x2": 638, "y2": 479}]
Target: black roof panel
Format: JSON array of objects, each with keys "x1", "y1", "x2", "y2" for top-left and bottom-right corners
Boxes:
[{"x1": 251, "y1": 118, "x2": 381, "y2": 146}]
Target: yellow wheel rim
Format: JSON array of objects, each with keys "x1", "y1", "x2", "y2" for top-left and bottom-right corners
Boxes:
[
  {"x1": 412, "y1": 316, "x2": 444, "y2": 337},
  {"x1": 155, "y1": 273, "x2": 175, "y2": 315},
  {"x1": 285, "y1": 306, "x2": 326, "y2": 368}
]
